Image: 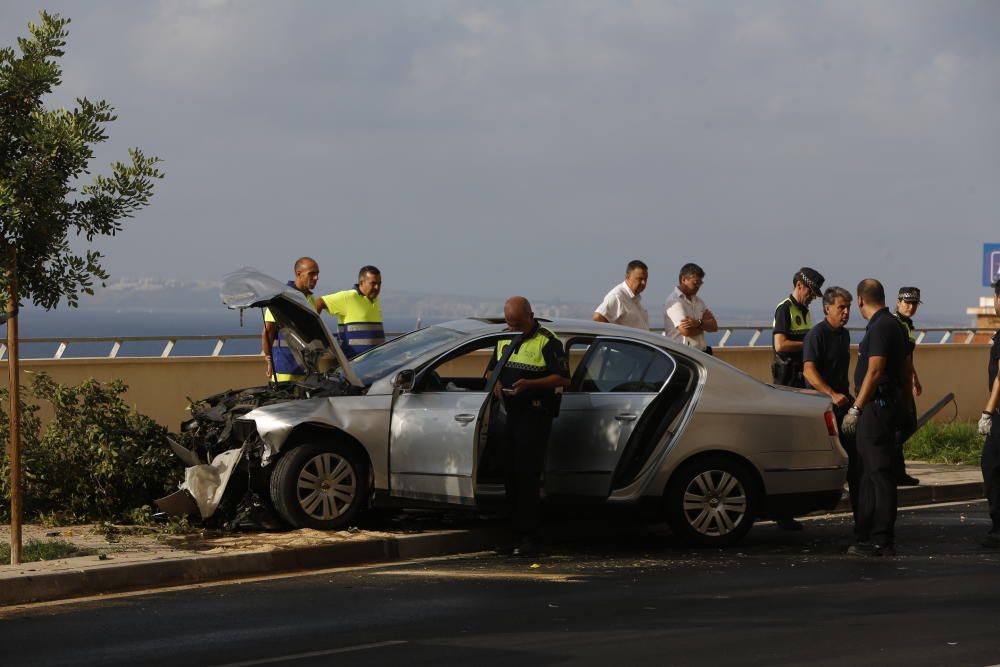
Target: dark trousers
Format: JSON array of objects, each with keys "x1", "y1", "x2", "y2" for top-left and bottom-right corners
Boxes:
[
  {"x1": 892, "y1": 396, "x2": 918, "y2": 478},
  {"x1": 504, "y1": 404, "x2": 553, "y2": 537},
  {"x1": 982, "y1": 413, "x2": 1000, "y2": 533},
  {"x1": 855, "y1": 399, "x2": 899, "y2": 546},
  {"x1": 834, "y1": 402, "x2": 862, "y2": 533}
]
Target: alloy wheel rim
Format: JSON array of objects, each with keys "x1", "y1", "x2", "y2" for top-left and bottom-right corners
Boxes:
[
  {"x1": 682, "y1": 469, "x2": 747, "y2": 536},
  {"x1": 296, "y1": 453, "x2": 356, "y2": 521}
]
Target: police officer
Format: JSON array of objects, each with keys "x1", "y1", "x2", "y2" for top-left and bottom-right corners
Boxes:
[
  {"x1": 261, "y1": 257, "x2": 320, "y2": 382},
  {"x1": 486, "y1": 296, "x2": 570, "y2": 557},
  {"x1": 892, "y1": 287, "x2": 923, "y2": 486},
  {"x1": 317, "y1": 265, "x2": 384, "y2": 357},
  {"x1": 770, "y1": 267, "x2": 824, "y2": 531},
  {"x1": 841, "y1": 279, "x2": 911, "y2": 557},
  {"x1": 977, "y1": 280, "x2": 1000, "y2": 548},
  {"x1": 802, "y1": 287, "x2": 858, "y2": 526},
  {"x1": 772, "y1": 267, "x2": 825, "y2": 388}
]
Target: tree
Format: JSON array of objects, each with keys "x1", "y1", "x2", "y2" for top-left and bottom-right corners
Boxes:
[{"x1": 0, "y1": 11, "x2": 163, "y2": 563}]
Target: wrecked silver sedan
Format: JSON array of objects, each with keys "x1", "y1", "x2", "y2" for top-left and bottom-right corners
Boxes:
[{"x1": 159, "y1": 268, "x2": 847, "y2": 546}]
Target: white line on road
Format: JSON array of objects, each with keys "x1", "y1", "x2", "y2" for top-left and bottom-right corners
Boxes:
[{"x1": 209, "y1": 640, "x2": 408, "y2": 666}]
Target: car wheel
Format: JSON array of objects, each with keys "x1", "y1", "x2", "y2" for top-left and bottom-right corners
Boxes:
[
  {"x1": 665, "y1": 455, "x2": 759, "y2": 547},
  {"x1": 269, "y1": 440, "x2": 369, "y2": 530}
]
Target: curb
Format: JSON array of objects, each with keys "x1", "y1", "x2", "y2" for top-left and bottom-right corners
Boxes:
[
  {"x1": 0, "y1": 527, "x2": 503, "y2": 608},
  {"x1": 835, "y1": 481, "x2": 984, "y2": 513}
]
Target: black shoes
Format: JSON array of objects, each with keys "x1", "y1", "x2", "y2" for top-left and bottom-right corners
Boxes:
[
  {"x1": 511, "y1": 537, "x2": 541, "y2": 558},
  {"x1": 896, "y1": 474, "x2": 920, "y2": 486},
  {"x1": 775, "y1": 517, "x2": 804, "y2": 531},
  {"x1": 847, "y1": 542, "x2": 895, "y2": 557}
]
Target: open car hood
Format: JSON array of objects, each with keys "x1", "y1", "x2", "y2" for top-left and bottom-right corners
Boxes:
[{"x1": 221, "y1": 267, "x2": 363, "y2": 387}]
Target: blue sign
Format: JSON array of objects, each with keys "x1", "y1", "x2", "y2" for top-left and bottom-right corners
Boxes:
[{"x1": 985, "y1": 244, "x2": 1000, "y2": 287}]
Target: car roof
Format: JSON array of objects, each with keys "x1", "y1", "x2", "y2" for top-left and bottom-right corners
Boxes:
[{"x1": 431, "y1": 317, "x2": 686, "y2": 352}]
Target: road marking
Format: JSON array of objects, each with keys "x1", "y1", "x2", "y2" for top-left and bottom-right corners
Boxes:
[
  {"x1": 0, "y1": 552, "x2": 495, "y2": 616},
  {"x1": 372, "y1": 568, "x2": 582, "y2": 582},
  {"x1": 209, "y1": 640, "x2": 407, "y2": 666}
]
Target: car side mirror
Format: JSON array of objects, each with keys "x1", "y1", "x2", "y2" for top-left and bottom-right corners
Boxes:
[{"x1": 393, "y1": 369, "x2": 414, "y2": 392}]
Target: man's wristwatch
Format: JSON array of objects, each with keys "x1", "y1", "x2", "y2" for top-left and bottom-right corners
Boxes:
[{"x1": 848, "y1": 406, "x2": 862, "y2": 416}]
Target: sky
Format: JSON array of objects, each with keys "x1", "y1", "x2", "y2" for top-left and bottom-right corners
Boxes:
[{"x1": 2, "y1": 1, "x2": 999, "y2": 322}]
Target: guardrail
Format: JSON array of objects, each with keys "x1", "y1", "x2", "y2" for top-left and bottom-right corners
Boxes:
[{"x1": 0, "y1": 326, "x2": 993, "y2": 361}]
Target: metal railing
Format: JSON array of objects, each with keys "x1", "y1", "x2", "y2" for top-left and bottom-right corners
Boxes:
[{"x1": 0, "y1": 326, "x2": 994, "y2": 361}]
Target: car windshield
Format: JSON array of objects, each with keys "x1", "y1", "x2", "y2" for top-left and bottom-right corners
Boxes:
[{"x1": 343, "y1": 326, "x2": 466, "y2": 384}]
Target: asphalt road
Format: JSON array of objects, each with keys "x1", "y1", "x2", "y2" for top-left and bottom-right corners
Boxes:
[{"x1": 3, "y1": 502, "x2": 1000, "y2": 667}]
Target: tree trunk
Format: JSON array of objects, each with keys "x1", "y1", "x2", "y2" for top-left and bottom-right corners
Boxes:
[{"x1": 5, "y1": 249, "x2": 21, "y2": 565}]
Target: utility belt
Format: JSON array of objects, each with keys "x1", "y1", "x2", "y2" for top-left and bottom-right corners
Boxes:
[
  {"x1": 771, "y1": 354, "x2": 803, "y2": 386},
  {"x1": 504, "y1": 392, "x2": 561, "y2": 418}
]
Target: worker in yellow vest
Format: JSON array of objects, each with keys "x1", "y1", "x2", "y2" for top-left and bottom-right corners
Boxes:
[
  {"x1": 317, "y1": 265, "x2": 385, "y2": 358},
  {"x1": 261, "y1": 257, "x2": 320, "y2": 382},
  {"x1": 485, "y1": 296, "x2": 570, "y2": 557}
]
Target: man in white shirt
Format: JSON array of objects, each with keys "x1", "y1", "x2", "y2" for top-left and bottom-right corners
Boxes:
[
  {"x1": 663, "y1": 263, "x2": 718, "y2": 353},
  {"x1": 593, "y1": 260, "x2": 650, "y2": 330}
]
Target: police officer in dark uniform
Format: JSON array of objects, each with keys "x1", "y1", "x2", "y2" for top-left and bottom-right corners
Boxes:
[
  {"x1": 892, "y1": 286, "x2": 923, "y2": 486},
  {"x1": 486, "y1": 296, "x2": 570, "y2": 557},
  {"x1": 770, "y1": 267, "x2": 824, "y2": 531},
  {"x1": 977, "y1": 280, "x2": 1000, "y2": 548},
  {"x1": 772, "y1": 267, "x2": 825, "y2": 388},
  {"x1": 841, "y1": 279, "x2": 911, "y2": 557},
  {"x1": 802, "y1": 287, "x2": 858, "y2": 526}
]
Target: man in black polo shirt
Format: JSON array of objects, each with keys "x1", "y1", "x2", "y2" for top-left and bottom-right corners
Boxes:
[
  {"x1": 803, "y1": 287, "x2": 857, "y2": 524},
  {"x1": 841, "y1": 279, "x2": 911, "y2": 556},
  {"x1": 977, "y1": 280, "x2": 1000, "y2": 548}
]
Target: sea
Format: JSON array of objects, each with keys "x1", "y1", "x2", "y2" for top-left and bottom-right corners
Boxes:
[{"x1": 1, "y1": 307, "x2": 973, "y2": 360}]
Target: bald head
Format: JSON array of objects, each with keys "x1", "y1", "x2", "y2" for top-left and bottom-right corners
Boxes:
[
  {"x1": 504, "y1": 296, "x2": 535, "y2": 333},
  {"x1": 293, "y1": 256, "x2": 320, "y2": 292},
  {"x1": 856, "y1": 278, "x2": 885, "y2": 306}
]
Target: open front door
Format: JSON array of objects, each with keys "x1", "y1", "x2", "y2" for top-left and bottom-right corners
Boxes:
[{"x1": 388, "y1": 335, "x2": 508, "y2": 505}]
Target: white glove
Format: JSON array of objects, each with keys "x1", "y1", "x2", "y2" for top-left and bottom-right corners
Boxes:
[
  {"x1": 841, "y1": 406, "x2": 861, "y2": 436},
  {"x1": 979, "y1": 412, "x2": 993, "y2": 437}
]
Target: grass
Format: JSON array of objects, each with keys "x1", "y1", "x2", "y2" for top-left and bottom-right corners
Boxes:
[
  {"x1": 906, "y1": 420, "x2": 983, "y2": 466},
  {"x1": 1, "y1": 538, "x2": 97, "y2": 565}
]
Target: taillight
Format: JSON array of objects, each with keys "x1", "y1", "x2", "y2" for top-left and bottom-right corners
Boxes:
[{"x1": 824, "y1": 410, "x2": 838, "y2": 436}]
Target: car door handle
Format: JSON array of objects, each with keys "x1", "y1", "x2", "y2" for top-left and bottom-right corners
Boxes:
[
  {"x1": 454, "y1": 414, "x2": 476, "y2": 424},
  {"x1": 615, "y1": 413, "x2": 638, "y2": 422}
]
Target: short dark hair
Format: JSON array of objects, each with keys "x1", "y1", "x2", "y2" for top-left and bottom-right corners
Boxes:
[
  {"x1": 626, "y1": 260, "x2": 647, "y2": 274},
  {"x1": 856, "y1": 278, "x2": 885, "y2": 305},
  {"x1": 994, "y1": 279, "x2": 1000, "y2": 297},
  {"x1": 679, "y1": 262, "x2": 705, "y2": 282},
  {"x1": 358, "y1": 265, "x2": 381, "y2": 281},
  {"x1": 823, "y1": 286, "x2": 852, "y2": 306},
  {"x1": 294, "y1": 256, "x2": 318, "y2": 273}
]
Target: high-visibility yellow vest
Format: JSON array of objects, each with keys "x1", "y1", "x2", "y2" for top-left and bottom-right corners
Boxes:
[
  {"x1": 774, "y1": 297, "x2": 812, "y2": 339},
  {"x1": 265, "y1": 290, "x2": 317, "y2": 382},
  {"x1": 321, "y1": 287, "x2": 385, "y2": 357},
  {"x1": 496, "y1": 326, "x2": 559, "y2": 372}
]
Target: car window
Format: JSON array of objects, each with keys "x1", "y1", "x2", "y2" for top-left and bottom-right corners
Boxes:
[
  {"x1": 420, "y1": 336, "x2": 513, "y2": 392},
  {"x1": 346, "y1": 326, "x2": 466, "y2": 384},
  {"x1": 574, "y1": 340, "x2": 675, "y2": 393}
]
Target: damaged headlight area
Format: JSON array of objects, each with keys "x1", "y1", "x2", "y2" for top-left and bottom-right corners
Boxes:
[{"x1": 156, "y1": 378, "x2": 362, "y2": 530}]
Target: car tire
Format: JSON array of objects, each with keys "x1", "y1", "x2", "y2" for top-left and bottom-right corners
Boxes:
[
  {"x1": 665, "y1": 455, "x2": 759, "y2": 547},
  {"x1": 269, "y1": 440, "x2": 369, "y2": 530}
]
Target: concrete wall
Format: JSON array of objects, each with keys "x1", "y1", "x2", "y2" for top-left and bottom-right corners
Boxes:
[
  {"x1": 715, "y1": 345, "x2": 987, "y2": 423},
  {"x1": 0, "y1": 343, "x2": 990, "y2": 430}
]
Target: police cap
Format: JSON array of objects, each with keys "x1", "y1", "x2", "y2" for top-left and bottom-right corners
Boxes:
[
  {"x1": 796, "y1": 267, "x2": 825, "y2": 298},
  {"x1": 897, "y1": 286, "x2": 922, "y2": 304}
]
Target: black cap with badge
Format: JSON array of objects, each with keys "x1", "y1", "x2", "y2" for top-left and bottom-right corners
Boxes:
[
  {"x1": 796, "y1": 267, "x2": 825, "y2": 298},
  {"x1": 898, "y1": 286, "x2": 923, "y2": 304}
]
